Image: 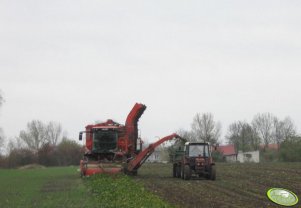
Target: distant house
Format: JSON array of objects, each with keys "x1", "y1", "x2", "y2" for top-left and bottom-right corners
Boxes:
[
  {"x1": 217, "y1": 145, "x2": 237, "y2": 162},
  {"x1": 237, "y1": 150, "x2": 260, "y2": 163},
  {"x1": 146, "y1": 149, "x2": 161, "y2": 163},
  {"x1": 217, "y1": 144, "x2": 260, "y2": 163}
]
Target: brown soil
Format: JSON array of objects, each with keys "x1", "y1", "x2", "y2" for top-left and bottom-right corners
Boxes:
[{"x1": 136, "y1": 163, "x2": 301, "y2": 208}]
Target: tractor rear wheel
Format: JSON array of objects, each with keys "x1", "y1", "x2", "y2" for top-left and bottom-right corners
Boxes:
[
  {"x1": 205, "y1": 174, "x2": 210, "y2": 179},
  {"x1": 184, "y1": 165, "x2": 191, "y2": 180},
  {"x1": 210, "y1": 165, "x2": 216, "y2": 180}
]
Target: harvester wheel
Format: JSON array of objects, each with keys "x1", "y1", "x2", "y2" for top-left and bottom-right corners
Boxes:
[
  {"x1": 122, "y1": 165, "x2": 136, "y2": 176},
  {"x1": 210, "y1": 165, "x2": 216, "y2": 180},
  {"x1": 132, "y1": 170, "x2": 138, "y2": 176},
  {"x1": 184, "y1": 165, "x2": 191, "y2": 180},
  {"x1": 126, "y1": 169, "x2": 138, "y2": 176}
]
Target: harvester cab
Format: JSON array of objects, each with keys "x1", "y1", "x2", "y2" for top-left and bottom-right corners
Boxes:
[{"x1": 78, "y1": 103, "x2": 146, "y2": 176}]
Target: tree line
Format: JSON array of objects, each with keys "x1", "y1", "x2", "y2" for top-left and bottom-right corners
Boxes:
[
  {"x1": 227, "y1": 113, "x2": 296, "y2": 151},
  {"x1": 0, "y1": 119, "x2": 82, "y2": 168},
  {"x1": 0, "y1": 91, "x2": 82, "y2": 168},
  {"x1": 1, "y1": 90, "x2": 301, "y2": 166},
  {"x1": 173, "y1": 112, "x2": 301, "y2": 162}
]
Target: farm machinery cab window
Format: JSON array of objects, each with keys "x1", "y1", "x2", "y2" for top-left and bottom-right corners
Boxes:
[
  {"x1": 92, "y1": 129, "x2": 118, "y2": 153},
  {"x1": 187, "y1": 144, "x2": 209, "y2": 157}
]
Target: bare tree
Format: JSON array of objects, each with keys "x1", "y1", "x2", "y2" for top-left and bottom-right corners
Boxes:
[
  {"x1": 273, "y1": 116, "x2": 297, "y2": 144},
  {"x1": 56, "y1": 138, "x2": 82, "y2": 166},
  {"x1": 176, "y1": 128, "x2": 194, "y2": 142},
  {"x1": 19, "y1": 120, "x2": 47, "y2": 152},
  {"x1": 240, "y1": 122, "x2": 260, "y2": 151},
  {"x1": 191, "y1": 113, "x2": 221, "y2": 144},
  {"x1": 0, "y1": 91, "x2": 4, "y2": 153},
  {"x1": 226, "y1": 122, "x2": 242, "y2": 150},
  {"x1": 7, "y1": 137, "x2": 24, "y2": 152},
  {"x1": 282, "y1": 117, "x2": 297, "y2": 140},
  {"x1": 252, "y1": 113, "x2": 275, "y2": 149},
  {"x1": 226, "y1": 121, "x2": 260, "y2": 152},
  {"x1": 45, "y1": 122, "x2": 62, "y2": 146},
  {"x1": 273, "y1": 118, "x2": 285, "y2": 146}
]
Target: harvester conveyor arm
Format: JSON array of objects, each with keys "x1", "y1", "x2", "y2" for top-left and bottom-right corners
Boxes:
[{"x1": 126, "y1": 133, "x2": 184, "y2": 172}]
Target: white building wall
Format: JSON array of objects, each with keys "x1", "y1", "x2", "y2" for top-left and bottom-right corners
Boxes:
[
  {"x1": 225, "y1": 155, "x2": 237, "y2": 162},
  {"x1": 146, "y1": 150, "x2": 160, "y2": 162},
  {"x1": 237, "y1": 151, "x2": 259, "y2": 163}
]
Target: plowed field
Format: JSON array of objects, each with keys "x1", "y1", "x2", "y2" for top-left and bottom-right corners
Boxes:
[{"x1": 136, "y1": 163, "x2": 301, "y2": 208}]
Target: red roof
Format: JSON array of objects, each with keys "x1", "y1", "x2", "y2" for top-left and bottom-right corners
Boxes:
[{"x1": 217, "y1": 144, "x2": 236, "y2": 156}]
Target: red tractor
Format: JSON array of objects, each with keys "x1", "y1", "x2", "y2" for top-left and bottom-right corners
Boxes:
[
  {"x1": 172, "y1": 142, "x2": 216, "y2": 180},
  {"x1": 79, "y1": 103, "x2": 183, "y2": 176}
]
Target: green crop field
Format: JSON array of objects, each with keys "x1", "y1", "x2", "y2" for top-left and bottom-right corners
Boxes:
[
  {"x1": 0, "y1": 163, "x2": 300, "y2": 208},
  {"x1": 0, "y1": 166, "x2": 97, "y2": 208},
  {"x1": 0, "y1": 166, "x2": 171, "y2": 208}
]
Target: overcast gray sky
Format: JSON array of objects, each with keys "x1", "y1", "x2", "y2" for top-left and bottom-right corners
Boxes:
[{"x1": 1, "y1": 1, "x2": 301, "y2": 144}]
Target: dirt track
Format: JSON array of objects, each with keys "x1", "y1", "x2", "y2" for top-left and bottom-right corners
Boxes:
[{"x1": 136, "y1": 163, "x2": 301, "y2": 208}]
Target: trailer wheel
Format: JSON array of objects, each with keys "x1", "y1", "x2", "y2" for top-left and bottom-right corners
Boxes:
[
  {"x1": 184, "y1": 165, "x2": 191, "y2": 180},
  {"x1": 176, "y1": 165, "x2": 181, "y2": 178},
  {"x1": 173, "y1": 164, "x2": 177, "y2": 177}
]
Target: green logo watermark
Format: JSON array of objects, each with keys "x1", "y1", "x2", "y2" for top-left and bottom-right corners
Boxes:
[{"x1": 267, "y1": 188, "x2": 298, "y2": 207}]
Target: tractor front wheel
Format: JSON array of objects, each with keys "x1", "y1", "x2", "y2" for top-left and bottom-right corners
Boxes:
[{"x1": 184, "y1": 165, "x2": 191, "y2": 180}]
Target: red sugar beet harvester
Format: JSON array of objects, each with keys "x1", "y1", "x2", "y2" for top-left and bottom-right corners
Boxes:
[{"x1": 79, "y1": 103, "x2": 183, "y2": 176}]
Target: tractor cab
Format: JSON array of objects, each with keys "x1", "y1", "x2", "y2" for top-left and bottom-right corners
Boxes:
[{"x1": 184, "y1": 142, "x2": 211, "y2": 158}]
